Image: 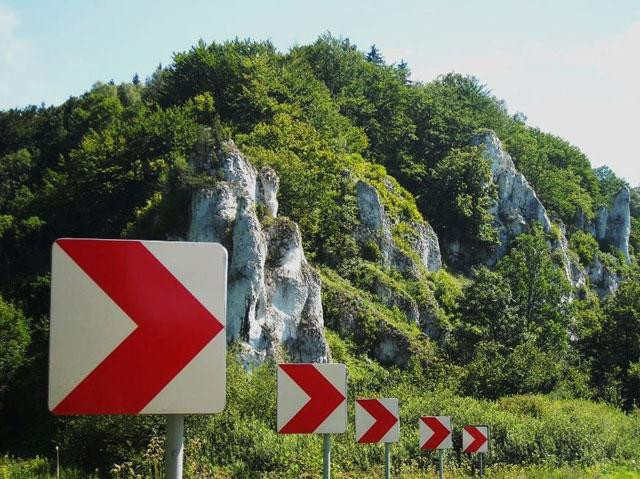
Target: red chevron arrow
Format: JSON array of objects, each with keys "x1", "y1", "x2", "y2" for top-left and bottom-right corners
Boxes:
[
  {"x1": 52, "y1": 239, "x2": 223, "y2": 414},
  {"x1": 464, "y1": 426, "x2": 488, "y2": 453},
  {"x1": 421, "y1": 417, "x2": 451, "y2": 449},
  {"x1": 357, "y1": 399, "x2": 398, "y2": 443},
  {"x1": 279, "y1": 364, "x2": 345, "y2": 433}
]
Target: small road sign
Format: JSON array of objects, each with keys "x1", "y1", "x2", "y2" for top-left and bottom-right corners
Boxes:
[
  {"x1": 277, "y1": 363, "x2": 346, "y2": 434},
  {"x1": 463, "y1": 425, "x2": 489, "y2": 453},
  {"x1": 419, "y1": 416, "x2": 452, "y2": 450},
  {"x1": 48, "y1": 239, "x2": 227, "y2": 415},
  {"x1": 355, "y1": 398, "x2": 399, "y2": 443}
]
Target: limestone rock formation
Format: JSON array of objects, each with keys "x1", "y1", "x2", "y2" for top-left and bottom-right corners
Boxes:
[
  {"x1": 473, "y1": 131, "x2": 552, "y2": 263},
  {"x1": 188, "y1": 140, "x2": 329, "y2": 364},
  {"x1": 587, "y1": 258, "x2": 622, "y2": 299},
  {"x1": 354, "y1": 180, "x2": 442, "y2": 275},
  {"x1": 474, "y1": 131, "x2": 585, "y2": 287},
  {"x1": 580, "y1": 188, "x2": 631, "y2": 263},
  {"x1": 351, "y1": 179, "x2": 444, "y2": 339}
]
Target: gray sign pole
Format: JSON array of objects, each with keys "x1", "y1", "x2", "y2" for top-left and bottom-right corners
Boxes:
[
  {"x1": 438, "y1": 449, "x2": 444, "y2": 479},
  {"x1": 165, "y1": 415, "x2": 185, "y2": 479},
  {"x1": 479, "y1": 452, "x2": 484, "y2": 478},
  {"x1": 55, "y1": 446, "x2": 60, "y2": 479},
  {"x1": 385, "y1": 442, "x2": 391, "y2": 479},
  {"x1": 323, "y1": 434, "x2": 331, "y2": 479}
]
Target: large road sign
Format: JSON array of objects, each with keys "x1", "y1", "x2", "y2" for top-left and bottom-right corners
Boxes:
[
  {"x1": 277, "y1": 363, "x2": 346, "y2": 434},
  {"x1": 463, "y1": 425, "x2": 489, "y2": 453},
  {"x1": 419, "y1": 416, "x2": 452, "y2": 450},
  {"x1": 355, "y1": 398, "x2": 399, "y2": 443},
  {"x1": 49, "y1": 238, "x2": 227, "y2": 415}
]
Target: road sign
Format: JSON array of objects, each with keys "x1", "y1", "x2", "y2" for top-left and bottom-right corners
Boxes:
[
  {"x1": 48, "y1": 238, "x2": 227, "y2": 415},
  {"x1": 463, "y1": 425, "x2": 489, "y2": 453},
  {"x1": 355, "y1": 398, "x2": 399, "y2": 443},
  {"x1": 419, "y1": 416, "x2": 452, "y2": 450},
  {"x1": 277, "y1": 363, "x2": 346, "y2": 434}
]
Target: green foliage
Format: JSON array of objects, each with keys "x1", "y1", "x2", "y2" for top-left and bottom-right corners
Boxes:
[
  {"x1": 0, "y1": 297, "x2": 30, "y2": 396},
  {"x1": 1, "y1": 34, "x2": 638, "y2": 472},
  {"x1": 462, "y1": 341, "x2": 589, "y2": 400},
  {"x1": 587, "y1": 276, "x2": 640, "y2": 409},
  {"x1": 497, "y1": 225, "x2": 572, "y2": 352},
  {"x1": 452, "y1": 267, "x2": 519, "y2": 361},
  {"x1": 570, "y1": 230, "x2": 600, "y2": 266},
  {"x1": 595, "y1": 166, "x2": 628, "y2": 204},
  {"x1": 423, "y1": 146, "x2": 498, "y2": 246},
  {"x1": 503, "y1": 121, "x2": 601, "y2": 222}
]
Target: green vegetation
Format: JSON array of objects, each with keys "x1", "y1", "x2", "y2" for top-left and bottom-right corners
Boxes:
[{"x1": 1, "y1": 35, "x2": 640, "y2": 476}]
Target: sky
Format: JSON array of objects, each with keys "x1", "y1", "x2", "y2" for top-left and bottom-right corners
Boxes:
[{"x1": 1, "y1": 0, "x2": 639, "y2": 185}]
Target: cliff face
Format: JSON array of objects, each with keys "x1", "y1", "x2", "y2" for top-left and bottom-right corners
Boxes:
[
  {"x1": 473, "y1": 132, "x2": 585, "y2": 287},
  {"x1": 354, "y1": 180, "x2": 441, "y2": 275},
  {"x1": 579, "y1": 188, "x2": 631, "y2": 263},
  {"x1": 474, "y1": 131, "x2": 633, "y2": 297},
  {"x1": 188, "y1": 140, "x2": 329, "y2": 364},
  {"x1": 473, "y1": 132, "x2": 553, "y2": 263}
]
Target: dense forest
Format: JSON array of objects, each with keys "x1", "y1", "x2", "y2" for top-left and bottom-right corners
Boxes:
[{"x1": 2, "y1": 35, "x2": 640, "y2": 477}]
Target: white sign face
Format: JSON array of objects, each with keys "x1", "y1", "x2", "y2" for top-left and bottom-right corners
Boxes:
[
  {"x1": 49, "y1": 239, "x2": 227, "y2": 415},
  {"x1": 277, "y1": 363, "x2": 347, "y2": 434},
  {"x1": 355, "y1": 398, "x2": 399, "y2": 443},
  {"x1": 463, "y1": 425, "x2": 489, "y2": 453},
  {"x1": 419, "y1": 416, "x2": 452, "y2": 450}
]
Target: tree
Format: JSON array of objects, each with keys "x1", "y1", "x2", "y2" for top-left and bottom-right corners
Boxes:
[
  {"x1": 595, "y1": 165, "x2": 628, "y2": 202},
  {"x1": 453, "y1": 267, "x2": 521, "y2": 362},
  {"x1": 0, "y1": 296, "x2": 30, "y2": 397},
  {"x1": 497, "y1": 225, "x2": 572, "y2": 351},
  {"x1": 590, "y1": 276, "x2": 640, "y2": 408},
  {"x1": 422, "y1": 146, "x2": 497, "y2": 247},
  {"x1": 365, "y1": 44, "x2": 384, "y2": 64}
]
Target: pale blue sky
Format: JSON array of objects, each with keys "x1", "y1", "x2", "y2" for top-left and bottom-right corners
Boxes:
[{"x1": 1, "y1": 0, "x2": 639, "y2": 184}]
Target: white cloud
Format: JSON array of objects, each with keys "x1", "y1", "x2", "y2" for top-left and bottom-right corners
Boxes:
[{"x1": 408, "y1": 21, "x2": 640, "y2": 185}]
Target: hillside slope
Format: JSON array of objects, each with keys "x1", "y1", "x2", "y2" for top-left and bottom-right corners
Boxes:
[{"x1": 1, "y1": 36, "x2": 640, "y2": 474}]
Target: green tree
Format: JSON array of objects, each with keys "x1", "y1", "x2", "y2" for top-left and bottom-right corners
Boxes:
[
  {"x1": 422, "y1": 146, "x2": 497, "y2": 247},
  {"x1": 453, "y1": 267, "x2": 521, "y2": 362},
  {"x1": 0, "y1": 296, "x2": 30, "y2": 397},
  {"x1": 497, "y1": 225, "x2": 572, "y2": 351},
  {"x1": 590, "y1": 276, "x2": 640, "y2": 408}
]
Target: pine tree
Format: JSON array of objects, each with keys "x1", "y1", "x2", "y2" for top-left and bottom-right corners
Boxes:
[{"x1": 366, "y1": 44, "x2": 384, "y2": 64}]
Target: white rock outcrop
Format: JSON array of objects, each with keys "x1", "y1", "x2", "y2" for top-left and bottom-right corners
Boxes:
[
  {"x1": 355, "y1": 180, "x2": 442, "y2": 275},
  {"x1": 474, "y1": 132, "x2": 552, "y2": 263},
  {"x1": 583, "y1": 188, "x2": 631, "y2": 263},
  {"x1": 474, "y1": 131, "x2": 585, "y2": 287},
  {"x1": 587, "y1": 258, "x2": 622, "y2": 299},
  {"x1": 188, "y1": 140, "x2": 329, "y2": 364}
]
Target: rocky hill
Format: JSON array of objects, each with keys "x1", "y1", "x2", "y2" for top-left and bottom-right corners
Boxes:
[{"x1": 1, "y1": 36, "x2": 640, "y2": 471}]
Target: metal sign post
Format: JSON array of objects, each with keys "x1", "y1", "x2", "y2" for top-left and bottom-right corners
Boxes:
[
  {"x1": 323, "y1": 433, "x2": 331, "y2": 479},
  {"x1": 479, "y1": 452, "x2": 484, "y2": 478},
  {"x1": 384, "y1": 442, "x2": 391, "y2": 479},
  {"x1": 55, "y1": 446, "x2": 60, "y2": 479},
  {"x1": 438, "y1": 449, "x2": 444, "y2": 479},
  {"x1": 165, "y1": 415, "x2": 184, "y2": 479}
]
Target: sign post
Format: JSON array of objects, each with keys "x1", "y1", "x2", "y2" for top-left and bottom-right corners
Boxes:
[
  {"x1": 323, "y1": 434, "x2": 331, "y2": 479},
  {"x1": 355, "y1": 398, "x2": 399, "y2": 479},
  {"x1": 385, "y1": 442, "x2": 391, "y2": 479},
  {"x1": 419, "y1": 416, "x2": 452, "y2": 479},
  {"x1": 165, "y1": 415, "x2": 184, "y2": 479},
  {"x1": 462, "y1": 425, "x2": 489, "y2": 478},
  {"x1": 48, "y1": 239, "x2": 228, "y2": 479},
  {"x1": 277, "y1": 363, "x2": 347, "y2": 479}
]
